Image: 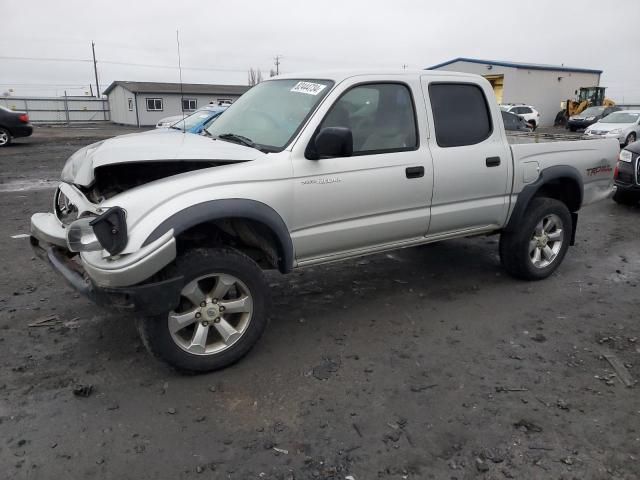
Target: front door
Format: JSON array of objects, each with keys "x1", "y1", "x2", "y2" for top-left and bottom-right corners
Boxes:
[{"x1": 289, "y1": 79, "x2": 434, "y2": 263}]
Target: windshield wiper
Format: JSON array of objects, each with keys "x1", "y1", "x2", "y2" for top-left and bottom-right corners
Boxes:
[
  {"x1": 169, "y1": 125, "x2": 183, "y2": 130},
  {"x1": 217, "y1": 133, "x2": 256, "y2": 149},
  {"x1": 201, "y1": 129, "x2": 213, "y2": 137}
]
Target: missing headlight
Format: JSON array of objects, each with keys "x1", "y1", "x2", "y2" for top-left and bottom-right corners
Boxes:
[{"x1": 54, "y1": 187, "x2": 79, "y2": 226}]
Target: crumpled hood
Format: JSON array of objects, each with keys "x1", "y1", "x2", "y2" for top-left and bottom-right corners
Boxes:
[{"x1": 61, "y1": 131, "x2": 265, "y2": 186}]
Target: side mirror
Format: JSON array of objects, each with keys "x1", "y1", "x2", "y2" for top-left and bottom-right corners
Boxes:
[{"x1": 307, "y1": 127, "x2": 353, "y2": 160}]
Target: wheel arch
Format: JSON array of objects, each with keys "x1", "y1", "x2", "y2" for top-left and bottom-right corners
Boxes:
[
  {"x1": 506, "y1": 165, "x2": 583, "y2": 234},
  {"x1": 142, "y1": 199, "x2": 294, "y2": 273}
]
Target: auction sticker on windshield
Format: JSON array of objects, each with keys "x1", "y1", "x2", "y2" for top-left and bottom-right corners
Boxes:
[{"x1": 291, "y1": 81, "x2": 327, "y2": 95}]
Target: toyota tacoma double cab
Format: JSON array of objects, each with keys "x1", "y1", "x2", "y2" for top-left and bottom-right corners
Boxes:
[{"x1": 30, "y1": 71, "x2": 619, "y2": 372}]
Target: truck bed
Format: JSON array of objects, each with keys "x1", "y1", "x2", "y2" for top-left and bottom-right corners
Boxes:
[
  {"x1": 506, "y1": 131, "x2": 599, "y2": 144},
  {"x1": 508, "y1": 135, "x2": 619, "y2": 208}
]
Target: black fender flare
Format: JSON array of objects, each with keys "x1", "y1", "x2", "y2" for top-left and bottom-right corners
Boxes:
[
  {"x1": 505, "y1": 165, "x2": 583, "y2": 237},
  {"x1": 143, "y1": 199, "x2": 294, "y2": 273}
]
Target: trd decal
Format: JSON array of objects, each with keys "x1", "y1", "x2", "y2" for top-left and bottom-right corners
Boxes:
[{"x1": 586, "y1": 166, "x2": 613, "y2": 176}]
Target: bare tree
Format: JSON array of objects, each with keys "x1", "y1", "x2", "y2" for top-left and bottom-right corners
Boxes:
[
  {"x1": 248, "y1": 68, "x2": 263, "y2": 86},
  {"x1": 269, "y1": 68, "x2": 277, "y2": 78}
]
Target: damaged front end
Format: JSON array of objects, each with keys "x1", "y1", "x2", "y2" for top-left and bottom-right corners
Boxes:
[{"x1": 84, "y1": 160, "x2": 225, "y2": 202}]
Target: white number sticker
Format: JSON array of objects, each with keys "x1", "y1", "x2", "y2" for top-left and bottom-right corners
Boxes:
[{"x1": 290, "y1": 81, "x2": 327, "y2": 96}]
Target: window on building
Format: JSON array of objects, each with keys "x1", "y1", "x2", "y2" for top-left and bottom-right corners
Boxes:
[
  {"x1": 146, "y1": 98, "x2": 163, "y2": 111},
  {"x1": 318, "y1": 83, "x2": 417, "y2": 154},
  {"x1": 429, "y1": 83, "x2": 492, "y2": 147},
  {"x1": 127, "y1": 98, "x2": 133, "y2": 111},
  {"x1": 182, "y1": 98, "x2": 197, "y2": 111}
]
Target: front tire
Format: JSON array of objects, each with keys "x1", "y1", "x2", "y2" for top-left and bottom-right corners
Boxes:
[
  {"x1": 500, "y1": 198, "x2": 572, "y2": 280},
  {"x1": 136, "y1": 247, "x2": 269, "y2": 373},
  {"x1": 625, "y1": 132, "x2": 637, "y2": 146}
]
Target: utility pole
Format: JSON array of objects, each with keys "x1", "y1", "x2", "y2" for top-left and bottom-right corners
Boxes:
[
  {"x1": 402, "y1": 64, "x2": 408, "y2": 70},
  {"x1": 91, "y1": 41, "x2": 100, "y2": 98},
  {"x1": 274, "y1": 55, "x2": 282, "y2": 76}
]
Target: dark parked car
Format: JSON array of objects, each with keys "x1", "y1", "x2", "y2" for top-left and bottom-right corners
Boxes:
[
  {"x1": 0, "y1": 105, "x2": 33, "y2": 146},
  {"x1": 501, "y1": 110, "x2": 532, "y2": 132},
  {"x1": 613, "y1": 140, "x2": 640, "y2": 205},
  {"x1": 567, "y1": 105, "x2": 619, "y2": 132}
]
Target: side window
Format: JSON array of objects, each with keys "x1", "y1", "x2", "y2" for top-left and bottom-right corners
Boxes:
[
  {"x1": 146, "y1": 98, "x2": 163, "y2": 111},
  {"x1": 182, "y1": 98, "x2": 197, "y2": 111},
  {"x1": 520, "y1": 107, "x2": 532, "y2": 114},
  {"x1": 319, "y1": 83, "x2": 417, "y2": 154},
  {"x1": 127, "y1": 98, "x2": 133, "y2": 111},
  {"x1": 429, "y1": 83, "x2": 492, "y2": 147}
]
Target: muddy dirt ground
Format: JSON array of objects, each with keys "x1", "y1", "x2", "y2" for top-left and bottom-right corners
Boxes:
[{"x1": 1, "y1": 125, "x2": 639, "y2": 479}]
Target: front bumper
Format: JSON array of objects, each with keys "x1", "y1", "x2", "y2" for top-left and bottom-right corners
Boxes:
[
  {"x1": 567, "y1": 120, "x2": 594, "y2": 130},
  {"x1": 30, "y1": 236, "x2": 183, "y2": 316},
  {"x1": 31, "y1": 211, "x2": 177, "y2": 287}
]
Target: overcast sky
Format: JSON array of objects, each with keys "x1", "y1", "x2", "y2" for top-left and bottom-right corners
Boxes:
[{"x1": 2, "y1": 0, "x2": 639, "y2": 102}]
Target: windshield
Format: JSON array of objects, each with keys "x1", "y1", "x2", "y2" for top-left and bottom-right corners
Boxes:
[
  {"x1": 205, "y1": 79, "x2": 334, "y2": 152},
  {"x1": 580, "y1": 106, "x2": 605, "y2": 116},
  {"x1": 601, "y1": 112, "x2": 640, "y2": 124},
  {"x1": 171, "y1": 109, "x2": 224, "y2": 131}
]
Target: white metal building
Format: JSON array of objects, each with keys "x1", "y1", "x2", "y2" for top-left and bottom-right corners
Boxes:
[
  {"x1": 427, "y1": 58, "x2": 602, "y2": 126},
  {"x1": 104, "y1": 81, "x2": 250, "y2": 126}
]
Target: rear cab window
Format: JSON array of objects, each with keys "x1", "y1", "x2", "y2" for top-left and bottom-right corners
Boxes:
[{"x1": 428, "y1": 83, "x2": 493, "y2": 147}]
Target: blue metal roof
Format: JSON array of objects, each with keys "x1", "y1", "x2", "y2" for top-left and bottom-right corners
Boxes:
[{"x1": 426, "y1": 57, "x2": 602, "y2": 75}]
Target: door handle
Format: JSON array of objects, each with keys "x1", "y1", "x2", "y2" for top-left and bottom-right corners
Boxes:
[
  {"x1": 406, "y1": 166, "x2": 424, "y2": 178},
  {"x1": 486, "y1": 156, "x2": 501, "y2": 167}
]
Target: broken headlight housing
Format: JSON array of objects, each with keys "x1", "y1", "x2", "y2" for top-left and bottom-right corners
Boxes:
[{"x1": 67, "y1": 206, "x2": 128, "y2": 255}]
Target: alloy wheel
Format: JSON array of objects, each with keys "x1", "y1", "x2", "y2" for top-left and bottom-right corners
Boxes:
[
  {"x1": 168, "y1": 273, "x2": 253, "y2": 355},
  {"x1": 529, "y1": 214, "x2": 564, "y2": 269}
]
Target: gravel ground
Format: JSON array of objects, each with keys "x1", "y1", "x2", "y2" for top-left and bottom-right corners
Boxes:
[{"x1": 0, "y1": 125, "x2": 639, "y2": 479}]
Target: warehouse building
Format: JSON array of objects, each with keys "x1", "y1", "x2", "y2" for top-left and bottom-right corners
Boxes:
[
  {"x1": 427, "y1": 58, "x2": 602, "y2": 126},
  {"x1": 104, "y1": 81, "x2": 250, "y2": 126}
]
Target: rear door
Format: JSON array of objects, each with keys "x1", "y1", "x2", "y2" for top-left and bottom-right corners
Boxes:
[
  {"x1": 289, "y1": 77, "x2": 433, "y2": 263},
  {"x1": 421, "y1": 77, "x2": 512, "y2": 235}
]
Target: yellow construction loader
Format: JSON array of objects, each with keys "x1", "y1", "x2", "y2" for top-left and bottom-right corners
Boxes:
[{"x1": 555, "y1": 87, "x2": 615, "y2": 126}]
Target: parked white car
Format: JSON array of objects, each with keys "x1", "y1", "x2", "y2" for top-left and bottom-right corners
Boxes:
[
  {"x1": 500, "y1": 104, "x2": 541, "y2": 130},
  {"x1": 584, "y1": 110, "x2": 640, "y2": 146}
]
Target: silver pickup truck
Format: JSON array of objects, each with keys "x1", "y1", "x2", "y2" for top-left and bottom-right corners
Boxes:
[{"x1": 30, "y1": 71, "x2": 619, "y2": 372}]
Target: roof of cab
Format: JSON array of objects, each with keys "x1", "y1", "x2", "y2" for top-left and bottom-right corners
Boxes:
[{"x1": 272, "y1": 69, "x2": 483, "y2": 83}]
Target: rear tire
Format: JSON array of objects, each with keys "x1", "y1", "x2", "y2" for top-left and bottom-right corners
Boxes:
[
  {"x1": 0, "y1": 128, "x2": 11, "y2": 147},
  {"x1": 136, "y1": 247, "x2": 269, "y2": 373},
  {"x1": 500, "y1": 198, "x2": 572, "y2": 280},
  {"x1": 613, "y1": 189, "x2": 639, "y2": 206}
]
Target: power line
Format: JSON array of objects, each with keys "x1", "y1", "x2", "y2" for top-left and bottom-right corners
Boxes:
[
  {"x1": 0, "y1": 55, "x2": 264, "y2": 73},
  {"x1": 0, "y1": 55, "x2": 91, "y2": 63}
]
